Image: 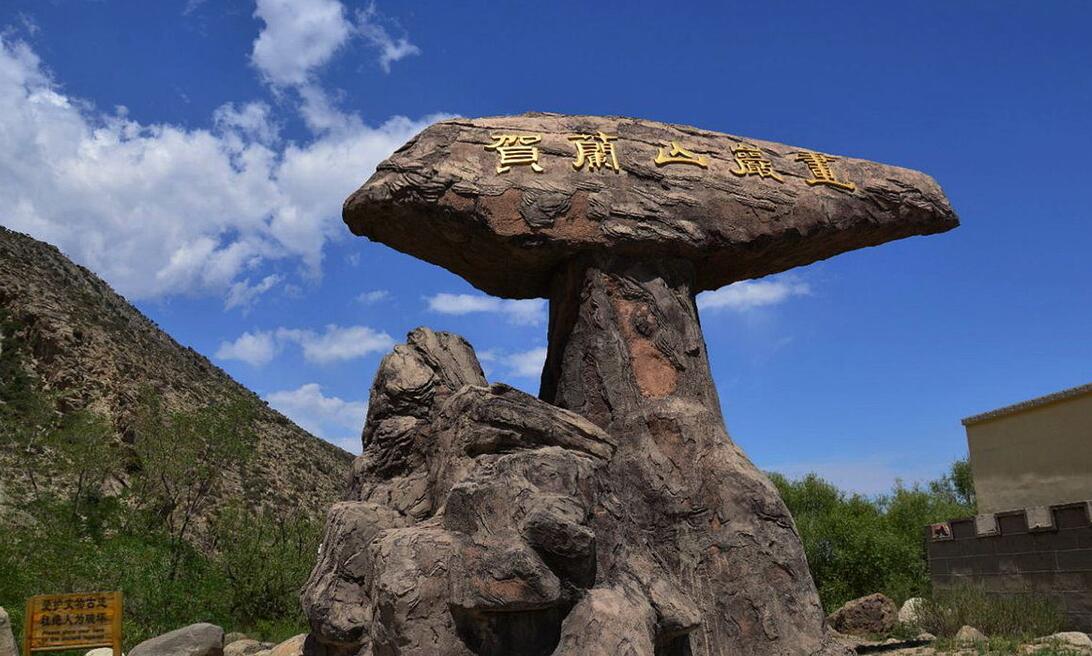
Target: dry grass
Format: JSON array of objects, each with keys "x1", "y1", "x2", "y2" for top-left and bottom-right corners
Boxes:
[{"x1": 915, "y1": 585, "x2": 1066, "y2": 640}]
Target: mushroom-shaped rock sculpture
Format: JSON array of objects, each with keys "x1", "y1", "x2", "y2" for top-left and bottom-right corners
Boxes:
[{"x1": 325, "y1": 113, "x2": 959, "y2": 656}]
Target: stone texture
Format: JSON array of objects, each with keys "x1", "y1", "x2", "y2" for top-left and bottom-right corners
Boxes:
[
  {"x1": 954, "y1": 625, "x2": 987, "y2": 643},
  {"x1": 345, "y1": 113, "x2": 958, "y2": 300},
  {"x1": 307, "y1": 112, "x2": 960, "y2": 656},
  {"x1": 304, "y1": 325, "x2": 844, "y2": 655},
  {"x1": 899, "y1": 597, "x2": 926, "y2": 625},
  {"x1": 224, "y1": 632, "x2": 248, "y2": 645},
  {"x1": 1037, "y1": 632, "x2": 1092, "y2": 648},
  {"x1": 129, "y1": 623, "x2": 223, "y2": 656},
  {"x1": 827, "y1": 593, "x2": 898, "y2": 636},
  {"x1": 224, "y1": 639, "x2": 271, "y2": 656},
  {"x1": 252, "y1": 634, "x2": 307, "y2": 656},
  {"x1": 0, "y1": 607, "x2": 16, "y2": 656},
  {"x1": 302, "y1": 328, "x2": 615, "y2": 656}
]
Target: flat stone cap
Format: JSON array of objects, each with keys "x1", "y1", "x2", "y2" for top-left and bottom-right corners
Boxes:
[{"x1": 344, "y1": 112, "x2": 959, "y2": 298}]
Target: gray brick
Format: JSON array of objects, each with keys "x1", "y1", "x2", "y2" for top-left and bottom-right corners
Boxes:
[
  {"x1": 1057, "y1": 549, "x2": 1092, "y2": 572},
  {"x1": 1015, "y1": 551, "x2": 1057, "y2": 573}
]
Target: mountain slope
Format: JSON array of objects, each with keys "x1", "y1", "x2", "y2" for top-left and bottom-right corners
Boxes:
[{"x1": 0, "y1": 225, "x2": 351, "y2": 522}]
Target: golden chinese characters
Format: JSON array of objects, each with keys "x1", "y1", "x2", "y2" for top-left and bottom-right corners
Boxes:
[
  {"x1": 484, "y1": 134, "x2": 544, "y2": 174},
  {"x1": 654, "y1": 142, "x2": 709, "y2": 168},
  {"x1": 793, "y1": 151, "x2": 856, "y2": 191},
  {"x1": 729, "y1": 143, "x2": 784, "y2": 182},
  {"x1": 26, "y1": 591, "x2": 123, "y2": 654},
  {"x1": 568, "y1": 132, "x2": 621, "y2": 173},
  {"x1": 478, "y1": 129, "x2": 858, "y2": 194}
]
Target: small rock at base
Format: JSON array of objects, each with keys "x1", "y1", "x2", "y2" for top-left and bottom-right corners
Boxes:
[
  {"x1": 915, "y1": 632, "x2": 936, "y2": 642},
  {"x1": 225, "y1": 639, "x2": 270, "y2": 656},
  {"x1": 898, "y1": 597, "x2": 925, "y2": 625},
  {"x1": 826, "y1": 593, "x2": 898, "y2": 636},
  {"x1": 224, "y1": 632, "x2": 248, "y2": 646},
  {"x1": 1035, "y1": 632, "x2": 1092, "y2": 649},
  {"x1": 0, "y1": 607, "x2": 17, "y2": 656},
  {"x1": 257, "y1": 634, "x2": 306, "y2": 656},
  {"x1": 86, "y1": 650, "x2": 123, "y2": 656},
  {"x1": 129, "y1": 622, "x2": 224, "y2": 656},
  {"x1": 954, "y1": 625, "x2": 987, "y2": 643}
]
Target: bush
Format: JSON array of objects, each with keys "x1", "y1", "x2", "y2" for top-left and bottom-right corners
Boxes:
[
  {"x1": 916, "y1": 585, "x2": 1065, "y2": 639},
  {"x1": 0, "y1": 374, "x2": 317, "y2": 650},
  {"x1": 770, "y1": 461, "x2": 975, "y2": 611}
]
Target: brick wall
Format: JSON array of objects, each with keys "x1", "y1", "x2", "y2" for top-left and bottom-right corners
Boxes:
[{"x1": 928, "y1": 502, "x2": 1092, "y2": 631}]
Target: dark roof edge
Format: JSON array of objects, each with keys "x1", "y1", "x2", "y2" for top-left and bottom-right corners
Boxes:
[{"x1": 962, "y1": 382, "x2": 1092, "y2": 426}]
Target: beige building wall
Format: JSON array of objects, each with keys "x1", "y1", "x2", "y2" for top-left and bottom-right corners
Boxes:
[{"x1": 964, "y1": 384, "x2": 1092, "y2": 514}]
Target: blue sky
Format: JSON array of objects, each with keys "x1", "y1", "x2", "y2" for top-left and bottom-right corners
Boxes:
[{"x1": 1, "y1": 1, "x2": 1088, "y2": 494}]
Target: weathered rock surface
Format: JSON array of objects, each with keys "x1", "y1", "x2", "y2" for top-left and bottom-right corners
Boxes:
[
  {"x1": 1037, "y1": 632, "x2": 1092, "y2": 649},
  {"x1": 224, "y1": 632, "x2": 248, "y2": 645},
  {"x1": 345, "y1": 113, "x2": 958, "y2": 299},
  {"x1": 954, "y1": 625, "x2": 987, "y2": 644},
  {"x1": 129, "y1": 622, "x2": 223, "y2": 656},
  {"x1": 302, "y1": 328, "x2": 615, "y2": 655},
  {"x1": 252, "y1": 634, "x2": 307, "y2": 656},
  {"x1": 224, "y1": 639, "x2": 272, "y2": 656},
  {"x1": 306, "y1": 113, "x2": 959, "y2": 656},
  {"x1": 899, "y1": 597, "x2": 926, "y2": 625},
  {"x1": 0, "y1": 607, "x2": 16, "y2": 656},
  {"x1": 828, "y1": 593, "x2": 898, "y2": 636},
  {"x1": 304, "y1": 325, "x2": 841, "y2": 655}
]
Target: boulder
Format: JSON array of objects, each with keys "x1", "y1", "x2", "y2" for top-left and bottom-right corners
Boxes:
[
  {"x1": 898, "y1": 596, "x2": 925, "y2": 625},
  {"x1": 256, "y1": 634, "x2": 306, "y2": 656},
  {"x1": 0, "y1": 607, "x2": 16, "y2": 656},
  {"x1": 224, "y1": 639, "x2": 271, "y2": 656},
  {"x1": 129, "y1": 623, "x2": 223, "y2": 656},
  {"x1": 223, "y1": 632, "x2": 248, "y2": 645},
  {"x1": 1036, "y1": 632, "x2": 1092, "y2": 649},
  {"x1": 954, "y1": 625, "x2": 986, "y2": 643},
  {"x1": 826, "y1": 593, "x2": 898, "y2": 636},
  {"x1": 346, "y1": 113, "x2": 958, "y2": 300}
]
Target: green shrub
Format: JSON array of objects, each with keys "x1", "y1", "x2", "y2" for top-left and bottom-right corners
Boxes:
[
  {"x1": 0, "y1": 376, "x2": 317, "y2": 649},
  {"x1": 770, "y1": 460, "x2": 975, "y2": 611}
]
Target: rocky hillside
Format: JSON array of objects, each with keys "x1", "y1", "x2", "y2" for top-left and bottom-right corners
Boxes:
[{"x1": 0, "y1": 226, "x2": 351, "y2": 524}]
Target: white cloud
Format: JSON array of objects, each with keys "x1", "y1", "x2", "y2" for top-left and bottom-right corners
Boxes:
[
  {"x1": 250, "y1": 0, "x2": 418, "y2": 88},
  {"x1": 356, "y1": 289, "x2": 389, "y2": 304},
  {"x1": 217, "y1": 324, "x2": 392, "y2": 366},
  {"x1": 250, "y1": 0, "x2": 353, "y2": 87},
  {"x1": 426, "y1": 293, "x2": 547, "y2": 326},
  {"x1": 479, "y1": 346, "x2": 547, "y2": 380},
  {"x1": 225, "y1": 273, "x2": 282, "y2": 311},
  {"x1": 276, "y1": 324, "x2": 394, "y2": 364},
  {"x1": 215, "y1": 330, "x2": 277, "y2": 366},
  {"x1": 0, "y1": 36, "x2": 441, "y2": 304},
  {"x1": 213, "y1": 101, "x2": 279, "y2": 146},
  {"x1": 697, "y1": 276, "x2": 811, "y2": 312},
  {"x1": 265, "y1": 383, "x2": 365, "y2": 452},
  {"x1": 356, "y1": 3, "x2": 421, "y2": 73}
]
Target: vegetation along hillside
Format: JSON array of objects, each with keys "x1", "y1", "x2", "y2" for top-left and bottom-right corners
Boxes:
[{"x1": 0, "y1": 226, "x2": 353, "y2": 643}]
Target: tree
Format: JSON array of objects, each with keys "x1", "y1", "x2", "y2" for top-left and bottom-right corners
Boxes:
[
  {"x1": 131, "y1": 389, "x2": 258, "y2": 579},
  {"x1": 47, "y1": 408, "x2": 117, "y2": 519},
  {"x1": 770, "y1": 462, "x2": 977, "y2": 610}
]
